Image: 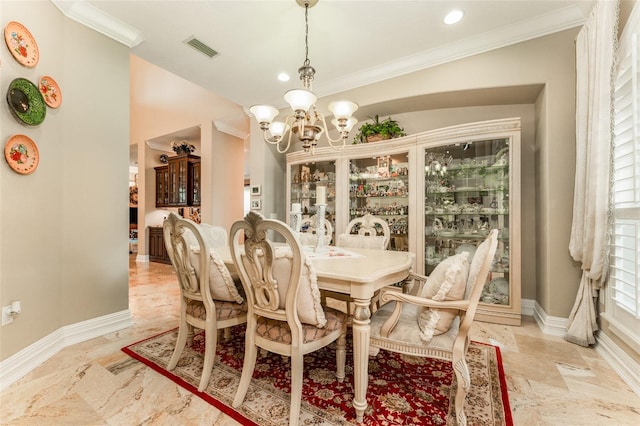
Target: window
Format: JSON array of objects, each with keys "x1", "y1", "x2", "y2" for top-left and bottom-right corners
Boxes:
[{"x1": 606, "y1": 4, "x2": 640, "y2": 350}]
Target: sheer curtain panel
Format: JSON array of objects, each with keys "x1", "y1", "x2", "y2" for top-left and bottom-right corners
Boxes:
[{"x1": 567, "y1": 0, "x2": 619, "y2": 347}]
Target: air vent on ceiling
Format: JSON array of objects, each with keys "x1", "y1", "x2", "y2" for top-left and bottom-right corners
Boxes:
[{"x1": 184, "y1": 36, "x2": 218, "y2": 58}]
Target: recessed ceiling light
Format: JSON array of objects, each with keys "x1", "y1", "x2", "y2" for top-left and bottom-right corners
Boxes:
[
  {"x1": 444, "y1": 9, "x2": 464, "y2": 25},
  {"x1": 277, "y1": 72, "x2": 290, "y2": 82}
]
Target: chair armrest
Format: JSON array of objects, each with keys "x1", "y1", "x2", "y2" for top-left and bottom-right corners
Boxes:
[
  {"x1": 403, "y1": 271, "x2": 428, "y2": 295},
  {"x1": 380, "y1": 288, "x2": 471, "y2": 311},
  {"x1": 378, "y1": 289, "x2": 470, "y2": 338}
]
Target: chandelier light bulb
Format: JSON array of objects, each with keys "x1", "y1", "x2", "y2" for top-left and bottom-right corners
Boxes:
[
  {"x1": 343, "y1": 117, "x2": 358, "y2": 132},
  {"x1": 269, "y1": 121, "x2": 289, "y2": 139},
  {"x1": 284, "y1": 89, "x2": 317, "y2": 114},
  {"x1": 250, "y1": 105, "x2": 279, "y2": 129},
  {"x1": 331, "y1": 117, "x2": 359, "y2": 132},
  {"x1": 328, "y1": 100, "x2": 358, "y2": 120}
]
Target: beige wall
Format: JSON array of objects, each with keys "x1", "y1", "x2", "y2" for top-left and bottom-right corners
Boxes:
[
  {"x1": 129, "y1": 56, "x2": 247, "y2": 255},
  {"x1": 2, "y1": 0, "x2": 635, "y2": 367},
  {"x1": 1, "y1": 1, "x2": 130, "y2": 359},
  {"x1": 255, "y1": 28, "x2": 582, "y2": 318}
]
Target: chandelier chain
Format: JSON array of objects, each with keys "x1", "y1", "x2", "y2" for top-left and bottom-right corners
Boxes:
[{"x1": 304, "y1": 2, "x2": 310, "y2": 66}]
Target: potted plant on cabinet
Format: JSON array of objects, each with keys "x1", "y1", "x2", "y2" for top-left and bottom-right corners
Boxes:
[{"x1": 353, "y1": 115, "x2": 407, "y2": 144}]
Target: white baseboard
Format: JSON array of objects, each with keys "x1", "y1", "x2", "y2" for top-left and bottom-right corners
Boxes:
[
  {"x1": 595, "y1": 332, "x2": 640, "y2": 397},
  {"x1": 531, "y1": 300, "x2": 569, "y2": 337},
  {"x1": 0, "y1": 310, "x2": 131, "y2": 392},
  {"x1": 521, "y1": 298, "x2": 536, "y2": 316},
  {"x1": 136, "y1": 254, "x2": 149, "y2": 262},
  {"x1": 530, "y1": 301, "x2": 640, "y2": 398}
]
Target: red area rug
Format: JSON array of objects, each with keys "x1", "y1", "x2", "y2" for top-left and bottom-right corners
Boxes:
[{"x1": 123, "y1": 326, "x2": 512, "y2": 425}]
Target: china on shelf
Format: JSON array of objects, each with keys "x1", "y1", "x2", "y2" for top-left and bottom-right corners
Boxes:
[{"x1": 446, "y1": 204, "x2": 461, "y2": 214}]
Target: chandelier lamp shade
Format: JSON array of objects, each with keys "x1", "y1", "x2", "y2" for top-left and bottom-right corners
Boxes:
[{"x1": 249, "y1": 0, "x2": 359, "y2": 154}]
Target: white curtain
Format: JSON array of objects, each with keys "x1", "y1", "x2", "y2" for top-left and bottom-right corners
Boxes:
[{"x1": 567, "y1": 0, "x2": 619, "y2": 347}]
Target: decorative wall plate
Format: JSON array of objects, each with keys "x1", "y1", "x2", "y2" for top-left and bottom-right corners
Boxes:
[
  {"x1": 39, "y1": 75, "x2": 62, "y2": 108},
  {"x1": 6, "y1": 78, "x2": 46, "y2": 125},
  {"x1": 4, "y1": 21, "x2": 39, "y2": 67},
  {"x1": 4, "y1": 134, "x2": 39, "y2": 175}
]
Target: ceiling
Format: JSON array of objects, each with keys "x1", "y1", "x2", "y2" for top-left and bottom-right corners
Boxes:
[{"x1": 58, "y1": 0, "x2": 597, "y2": 112}]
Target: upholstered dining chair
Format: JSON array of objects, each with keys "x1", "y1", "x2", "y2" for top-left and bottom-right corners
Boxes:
[
  {"x1": 163, "y1": 213, "x2": 247, "y2": 392},
  {"x1": 330, "y1": 213, "x2": 392, "y2": 314},
  {"x1": 230, "y1": 211, "x2": 348, "y2": 426},
  {"x1": 368, "y1": 229, "x2": 499, "y2": 426},
  {"x1": 298, "y1": 214, "x2": 333, "y2": 246},
  {"x1": 336, "y1": 213, "x2": 390, "y2": 250},
  {"x1": 199, "y1": 223, "x2": 228, "y2": 249}
]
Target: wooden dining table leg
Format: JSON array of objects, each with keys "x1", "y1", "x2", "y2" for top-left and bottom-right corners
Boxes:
[{"x1": 351, "y1": 297, "x2": 372, "y2": 423}]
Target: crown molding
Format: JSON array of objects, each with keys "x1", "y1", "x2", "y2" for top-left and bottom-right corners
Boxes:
[
  {"x1": 145, "y1": 140, "x2": 173, "y2": 153},
  {"x1": 316, "y1": 4, "x2": 588, "y2": 99},
  {"x1": 214, "y1": 120, "x2": 248, "y2": 140},
  {"x1": 51, "y1": 0, "x2": 144, "y2": 48}
]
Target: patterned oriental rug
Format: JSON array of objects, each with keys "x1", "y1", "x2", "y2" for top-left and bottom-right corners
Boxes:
[{"x1": 122, "y1": 326, "x2": 512, "y2": 425}]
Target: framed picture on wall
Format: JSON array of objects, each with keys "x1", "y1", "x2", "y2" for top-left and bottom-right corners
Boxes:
[
  {"x1": 250, "y1": 199, "x2": 262, "y2": 210},
  {"x1": 250, "y1": 185, "x2": 261, "y2": 196}
]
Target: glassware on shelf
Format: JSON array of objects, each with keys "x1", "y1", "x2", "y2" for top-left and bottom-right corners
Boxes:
[
  {"x1": 424, "y1": 138, "x2": 513, "y2": 309},
  {"x1": 349, "y1": 153, "x2": 410, "y2": 250}
]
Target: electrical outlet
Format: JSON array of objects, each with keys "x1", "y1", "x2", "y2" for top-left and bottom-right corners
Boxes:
[{"x1": 2, "y1": 306, "x2": 13, "y2": 326}]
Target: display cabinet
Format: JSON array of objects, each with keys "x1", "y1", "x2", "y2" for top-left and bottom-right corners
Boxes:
[
  {"x1": 348, "y1": 153, "x2": 410, "y2": 251},
  {"x1": 288, "y1": 161, "x2": 336, "y2": 243},
  {"x1": 191, "y1": 161, "x2": 201, "y2": 206},
  {"x1": 419, "y1": 126, "x2": 520, "y2": 325},
  {"x1": 155, "y1": 166, "x2": 170, "y2": 206},
  {"x1": 286, "y1": 118, "x2": 521, "y2": 325},
  {"x1": 155, "y1": 153, "x2": 201, "y2": 207}
]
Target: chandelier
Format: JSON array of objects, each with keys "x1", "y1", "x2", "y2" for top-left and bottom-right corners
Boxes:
[{"x1": 249, "y1": 0, "x2": 358, "y2": 154}]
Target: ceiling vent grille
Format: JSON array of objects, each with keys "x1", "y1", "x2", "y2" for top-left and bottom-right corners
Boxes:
[{"x1": 184, "y1": 36, "x2": 218, "y2": 58}]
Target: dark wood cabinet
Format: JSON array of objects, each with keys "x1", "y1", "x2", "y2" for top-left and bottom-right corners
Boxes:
[
  {"x1": 148, "y1": 226, "x2": 171, "y2": 264},
  {"x1": 192, "y1": 161, "x2": 201, "y2": 206},
  {"x1": 155, "y1": 167, "x2": 170, "y2": 207},
  {"x1": 155, "y1": 154, "x2": 201, "y2": 207}
]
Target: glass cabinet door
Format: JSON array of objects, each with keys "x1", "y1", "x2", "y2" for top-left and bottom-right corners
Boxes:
[
  {"x1": 348, "y1": 152, "x2": 410, "y2": 251},
  {"x1": 290, "y1": 161, "x2": 336, "y2": 243},
  {"x1": 423, "y1": 138, "x2": 511, "y2": 306}
]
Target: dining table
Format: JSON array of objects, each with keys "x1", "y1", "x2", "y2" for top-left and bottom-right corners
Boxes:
[{"x1": 217, "y1": 244, "x2": 415, "y2": 423}]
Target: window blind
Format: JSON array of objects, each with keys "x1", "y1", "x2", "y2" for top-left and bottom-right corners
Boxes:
[{"x1": 608, "y1": 5, "x2": 640, "y2": 337}]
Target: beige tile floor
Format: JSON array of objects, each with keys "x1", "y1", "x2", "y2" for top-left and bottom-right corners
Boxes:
[{"x1": 1, "y1": 256, "x2": 639, "y2": 425}]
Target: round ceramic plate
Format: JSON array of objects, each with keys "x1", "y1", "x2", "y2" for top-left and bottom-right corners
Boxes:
[
  {"x1": 39, "y1": 75, "x2": 62, "y2": 108},
  {"x1": 4, "y1": 134, "x2": 39, "y2": 175},
  {"x1": 4, "y1": 21, "x2": 39, "y2": 67},
  {"x1": 6, "y1": 78, "x2": 46, "y2": 125}
]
